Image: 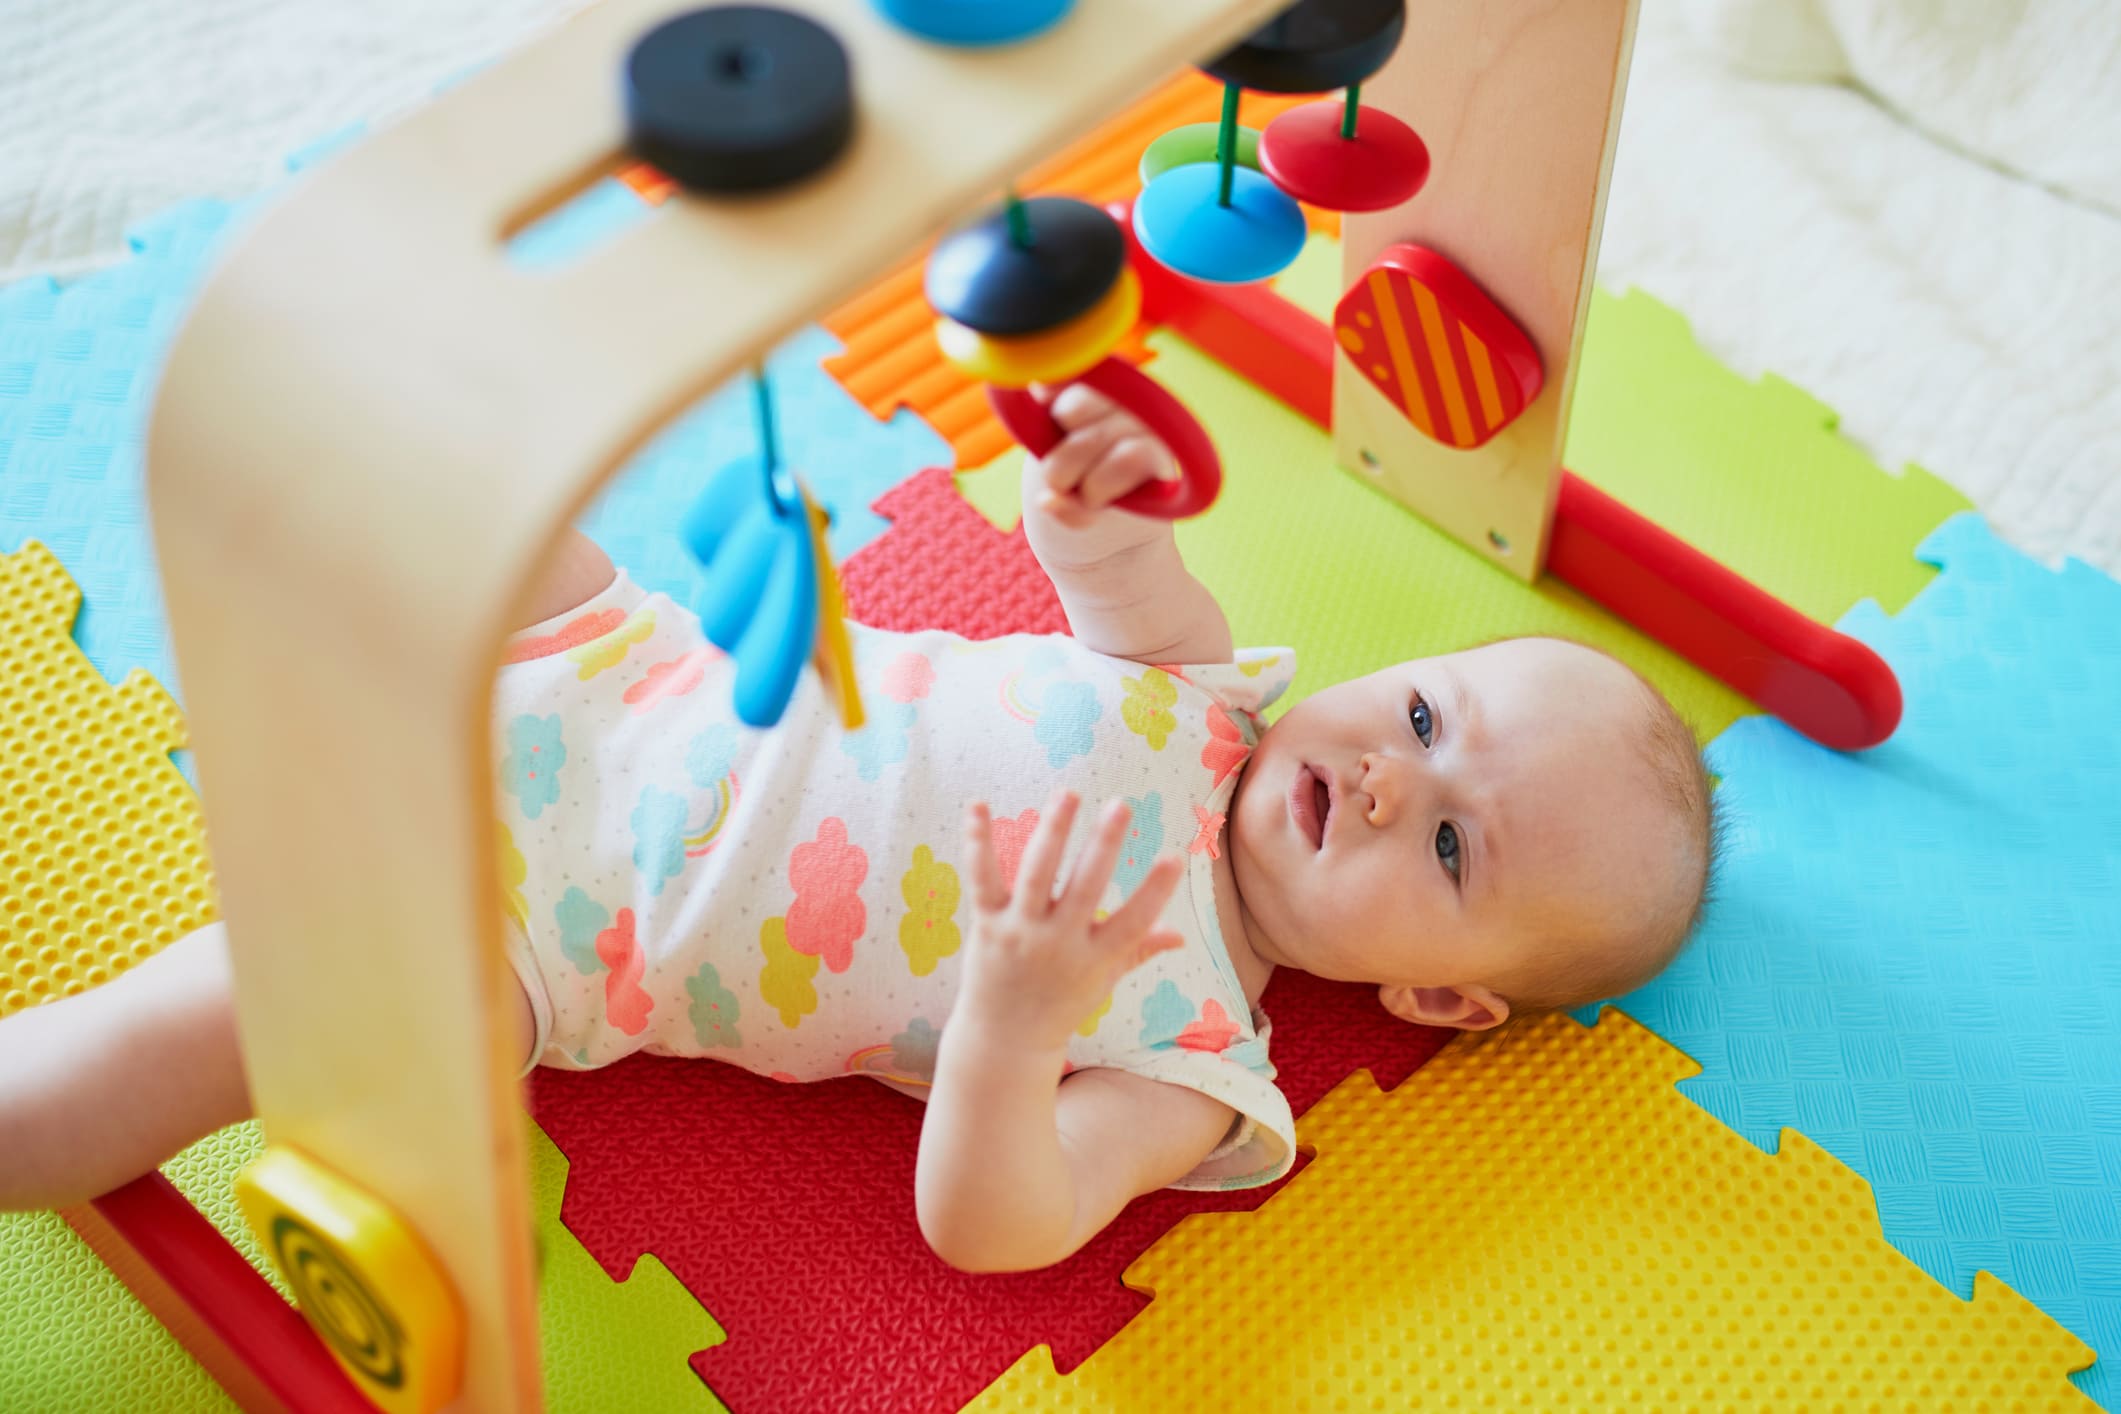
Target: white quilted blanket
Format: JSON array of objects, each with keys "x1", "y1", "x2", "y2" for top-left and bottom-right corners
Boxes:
[{"x1": 2, "y1": 0, "x2": 2116, "y2": 574}]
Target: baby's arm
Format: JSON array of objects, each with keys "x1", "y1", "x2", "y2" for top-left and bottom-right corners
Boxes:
[
  {"x1": 1020, "y1": 386, "x2": 1234, "y2": 666},
  {"x1": 917, "y1": 794, "x2": 1234, "y2": 1272}
]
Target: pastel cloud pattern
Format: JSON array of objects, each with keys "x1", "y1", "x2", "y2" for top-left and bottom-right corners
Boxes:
[
  {"x1": 785, "y1": 817, "x2": 868, "y2": 974},
  {"x1": 631, "y1": 785, "x2": 688, "y2": 896},
  {"x1": 500, "y1": 713, "x2": 566, "y2": 819}
]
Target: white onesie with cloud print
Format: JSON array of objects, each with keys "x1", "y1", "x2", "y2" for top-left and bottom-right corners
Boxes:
[{"x1": 494, "y1": 571, "x2": 1300, "y2": 1191}]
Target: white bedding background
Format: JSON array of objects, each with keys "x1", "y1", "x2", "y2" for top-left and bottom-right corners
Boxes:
[{"x1": 1, "y1": 0, "x2": 2116, "y2": 574}]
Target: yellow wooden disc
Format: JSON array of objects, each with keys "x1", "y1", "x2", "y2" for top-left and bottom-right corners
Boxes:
[
  {"x1": 934, "y1": 267, "x2": 1140, "y2": 389},
  {"x1": 801, "y1": 482, "x2": 864, "y2": 731},
  {"x1": 235, "y1": 1144, "x2": 464, "y2": 1414}
]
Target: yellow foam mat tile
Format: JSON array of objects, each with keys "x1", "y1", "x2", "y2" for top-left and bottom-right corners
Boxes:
[
  {"x1": 0, "y1": 542, "x2": 217, "y2": 1018},
  {"x1": 971, "y1": 1010, "x2": 2096, "y2": 1411}
]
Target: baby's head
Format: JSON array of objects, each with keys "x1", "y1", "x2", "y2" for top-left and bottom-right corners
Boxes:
[{"x1": 1229, "y1": 637, "x2": 1715, "y2": 1030}]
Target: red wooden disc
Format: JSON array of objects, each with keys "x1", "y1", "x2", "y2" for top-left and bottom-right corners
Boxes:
[{"x1": 1259, "y1": 100, "x2": 1429, "y2": 213}]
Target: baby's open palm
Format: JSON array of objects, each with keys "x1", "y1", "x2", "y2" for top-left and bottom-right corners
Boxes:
[{"x1": 957, "y1": 792, "x2": 1184, "y2": 1053}]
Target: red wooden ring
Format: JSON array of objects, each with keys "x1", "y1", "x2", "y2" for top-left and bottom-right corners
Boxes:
[{"x1": 988, "y1": 357, "x2": 1223, "y2": 520}]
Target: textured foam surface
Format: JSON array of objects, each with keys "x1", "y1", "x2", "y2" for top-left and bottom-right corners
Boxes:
[
  {"x1": 839, "y1": 467, "x2": 1067, "y2": 639},
  {"x1": 0, "y1": 199, "x2": 243, "y2": 698},
  {"x1": 0, "y1": 542, "x2": 214, "y2": 1017},
  {"x1": 0, "y1": 1208, "x2": 234, "y2": 1413},
  {"x1": 1598, "y1": 513, "x2": 2121, "y2": 1404},
  {"x1": 527, "y1": 1124, "x2": 728, "y2": 1413},
  {"x1": 531, "y1": 971, "x2": 1450, "y2": 1414},
  {"x1": 972, "y1": 1011, "x2": 2096, "y2": 1409},
  {"x1": 5, "y1": 120, "x2": 2102, "y2": 1413}
]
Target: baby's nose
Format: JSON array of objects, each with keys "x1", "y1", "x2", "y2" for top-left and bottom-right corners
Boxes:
[{"x1": 1359, "y1": 752, "x2": 1406, "y2": 825}]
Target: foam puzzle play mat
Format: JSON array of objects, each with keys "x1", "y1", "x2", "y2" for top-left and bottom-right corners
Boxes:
[{"x1": 2, "y1": 1, "x2": 2116, "y2": 1410}]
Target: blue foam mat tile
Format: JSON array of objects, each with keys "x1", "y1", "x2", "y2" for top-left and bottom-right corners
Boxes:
[
  {"x1": 0, "y1": 197, "x2": 250, "y2": 695},
  {"x1": 1592, "y1": 512, "x2": 2121, "y2": 1404}
]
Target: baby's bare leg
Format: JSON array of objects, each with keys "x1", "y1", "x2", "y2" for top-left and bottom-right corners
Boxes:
[
  {"x1": 0, "y1": 922, "x2": 248, "y2": 1210},
  {"x1": 0, "y1": 922, "x2": 538, "y2": 1214}
]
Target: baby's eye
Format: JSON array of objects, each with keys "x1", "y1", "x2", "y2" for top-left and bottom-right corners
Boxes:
[
  {"x1": 1409, "y1": 695, "x2": 1435, "y2": 747},
  {"x1": 1436, "y1": 822, "x2": 1462, "y2": 882}
]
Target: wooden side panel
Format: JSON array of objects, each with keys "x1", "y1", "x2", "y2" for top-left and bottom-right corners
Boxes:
[
  {"x1": 143, "y1": 2, "x2": 1289, "y2": 1408},
  {"x1": 1336, "y1": 0, "x2": 1639, "y2": 581}
]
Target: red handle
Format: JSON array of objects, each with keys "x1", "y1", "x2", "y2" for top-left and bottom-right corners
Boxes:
[
  {"x1": 988, "y1": 357, "x2": 1223, "y2": 520},
  {"x1": 1549, "y1": 471, "x2": 1903, "y2": 751}
]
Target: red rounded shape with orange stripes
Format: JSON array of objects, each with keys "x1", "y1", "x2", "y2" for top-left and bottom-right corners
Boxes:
[{"x1": 1333, "y1": 244, "x2": 1543, "y2": 450}]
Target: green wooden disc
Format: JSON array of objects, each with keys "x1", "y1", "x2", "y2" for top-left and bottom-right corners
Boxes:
[{"x1": 1138, "y1": 122, "x2": 1262, "y2": 185}]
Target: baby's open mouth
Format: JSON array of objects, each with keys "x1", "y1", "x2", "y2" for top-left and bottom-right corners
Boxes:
[{"x1": 1290, "y1": 765, "x2": 1333, "y2": 852}]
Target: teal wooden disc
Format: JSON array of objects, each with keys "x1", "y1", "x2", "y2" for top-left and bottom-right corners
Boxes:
[{"x1": 1132, "y1": 163, "x2": 1306, "y2": 285}]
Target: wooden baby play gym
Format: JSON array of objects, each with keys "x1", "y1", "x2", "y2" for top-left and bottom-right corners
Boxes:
[{"x1": 30, "y1": 0, "x2": 1991, "y2": 1408}]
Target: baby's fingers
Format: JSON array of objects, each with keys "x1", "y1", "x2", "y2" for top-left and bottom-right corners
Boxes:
[
  {"x1": 1076, "y1": 437, "x2": 1178, "y2": 512},
  {"x1": 1124, "y1": 929, "x2": 1187, "y2": 975},
  {"x1": 1016, "y1": 791, "x2": 1080, "y2": 911},
  {"x1": 1058, "y1": 800, "x2": 1132, "y2": 923},
  {"x1": 1094, "y1": 854, "x2": 1184, "y2": 952},
  {"x1": 1038, "y1": 415, "x2": 1123, "y2": 498},
  {"x1": 963, "y1": 803, "x2": 1009, "y2": 913},
  {"x1": 1046, "y1": 382, "x2": 1119, "y2": 432}
]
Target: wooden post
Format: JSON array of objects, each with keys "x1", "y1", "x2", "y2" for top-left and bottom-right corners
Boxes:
[{"x1": 1335, "y1": 0, "x2": 1640, "y2": 582}]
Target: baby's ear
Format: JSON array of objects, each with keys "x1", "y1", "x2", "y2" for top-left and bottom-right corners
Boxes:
[{"x1": 1377, "y1": 983, "x2": 1509, "y2": 1032}]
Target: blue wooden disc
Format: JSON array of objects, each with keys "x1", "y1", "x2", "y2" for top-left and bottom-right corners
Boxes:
[
  {"x1": 874, "y1": 0, "x2": 1073, "y2": 46},
  {"x1": 1132, "y1": 164, "x2": 1307, "y2": 285}
]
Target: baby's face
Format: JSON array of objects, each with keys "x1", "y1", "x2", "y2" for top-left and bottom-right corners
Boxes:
[{"x1": 1228, "y1": 638, "x2": 1682, "y2": 1021}]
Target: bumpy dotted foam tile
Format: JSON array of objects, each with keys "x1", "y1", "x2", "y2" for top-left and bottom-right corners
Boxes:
[
  {"x1": 811, "y1": 72, "x2": 1339, "y2": 472},
  {"x1": 531, "y1": 970, "x2": 1450, "y2": 1414},
  {"x1": 1602, "y1": 513, "x2": 2121, "y2": 1405},
  {"x1": 972, "y1": 1010, "x2": 2097, "y2": 1410},
  {"x1": 0, "y1": 542, "x2": 214, "y2": 1016}
]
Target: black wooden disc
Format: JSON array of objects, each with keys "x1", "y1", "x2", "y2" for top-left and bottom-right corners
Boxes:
[
  {"x1": 625, "y1": 7, "x2": 854, "y2": 194},
  {"x1": 1203, "y1": 0, "x2": 1406, "y2": 94},
  {"x1": 924, "y1": 197, "x2": 1126, "y2": 337}
]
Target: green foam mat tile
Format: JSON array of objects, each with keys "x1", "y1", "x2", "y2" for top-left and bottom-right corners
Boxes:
[
  {"x1": 0, "y1": 1209, "x2": 235, "y2": 1413},
  {"x1": 527, "y1": 1122, "x2": 729, "y2": 1413}
]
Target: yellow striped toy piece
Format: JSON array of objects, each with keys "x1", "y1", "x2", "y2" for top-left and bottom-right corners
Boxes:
[{"x1": 803, "y1": 482, "x2": 864, "y2": 732}]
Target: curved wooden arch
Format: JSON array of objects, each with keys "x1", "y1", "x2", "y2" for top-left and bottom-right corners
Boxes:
[{"x1": 145, "y1": 1, "x2": 1289, "y2": 1404}]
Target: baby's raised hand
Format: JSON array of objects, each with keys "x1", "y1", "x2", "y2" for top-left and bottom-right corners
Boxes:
[
  {"x1": 957, "y1": 792, "x2": 1185, "y2": 1053},
  {"x1": 1029, "y1": 384, "x2": 1181, "y2": 530}
]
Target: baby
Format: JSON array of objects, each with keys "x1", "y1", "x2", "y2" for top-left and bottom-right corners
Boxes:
[{"x1": 0, "y1": 387, "x2": 1714, "y2": 1272}]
